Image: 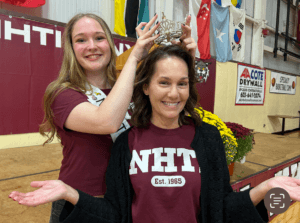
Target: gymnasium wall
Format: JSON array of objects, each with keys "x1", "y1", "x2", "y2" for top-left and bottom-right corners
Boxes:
[
  {"x1": 214, "y1": 61, "x2": 300, "y2": 133},
  {"x1": 0, "y1": 11, "x2": 136, "y2": 149}
]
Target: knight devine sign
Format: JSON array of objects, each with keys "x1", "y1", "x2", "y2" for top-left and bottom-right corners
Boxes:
[
  {"x1": 235, "y1": 64, "x2": 266, "y2": 105},
  {"x1": 269, "y1": 72, "x2": 297, "y2": 95}
]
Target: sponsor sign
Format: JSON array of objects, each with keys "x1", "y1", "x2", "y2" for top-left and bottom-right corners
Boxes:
[
  {"x1": 235, "y1": 64, "x2": 266, "y2": 105},
  {"x1": 270, "y1": 72, "x2": 297, "y2": 95}
]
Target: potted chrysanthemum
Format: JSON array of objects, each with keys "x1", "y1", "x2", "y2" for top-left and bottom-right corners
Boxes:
[
  {"x1": 224, "y1": 122, "x2": 254, "y2": 164},
  {"x1": 194, "y1": 108, "x2": 238, "y2": 172}
]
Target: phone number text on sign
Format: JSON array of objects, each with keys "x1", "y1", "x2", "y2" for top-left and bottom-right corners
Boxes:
[
  {"x1": 240, "y1": 92, "x2": 261, "y2": 99},
  {"x1": 151, "y1": 176, "x2": 186, "y2": 187}
]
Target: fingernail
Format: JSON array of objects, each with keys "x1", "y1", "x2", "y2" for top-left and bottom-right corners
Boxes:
[
  {"x1": 154, "y1": 13, "x2": 157, "y2": 16},
  {"x1": 156, "y1": 21, "x2": 159, "y2": 25},
  {"x1": 182, "y1": 23, "x2": 186, "y2": 26}
]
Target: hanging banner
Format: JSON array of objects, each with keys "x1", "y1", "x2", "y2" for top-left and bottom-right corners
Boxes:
[
  {"x1": 270, "y1": 72, "x2": 297, "y2": 95},
  {"x1": 235, "y1": 64, "x2": 266, "y2": 105},
  {"x1": 0, "y1": 12, "x2": 135, "y2": 136},
  {"x1": 0, "y1": 0, "x2": 45, "y2": 8}
]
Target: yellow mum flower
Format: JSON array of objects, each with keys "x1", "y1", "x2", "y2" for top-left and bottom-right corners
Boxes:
[{"x1": 194, "y1": 107, "x2": 238, "y2": 165}]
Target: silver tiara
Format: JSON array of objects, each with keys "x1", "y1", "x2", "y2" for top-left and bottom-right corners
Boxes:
[{"x1": 154, "y1": 12, "x2": 185, "y2": 45}]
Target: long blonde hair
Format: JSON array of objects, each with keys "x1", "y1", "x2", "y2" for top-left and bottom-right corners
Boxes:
[{"x1": 39, "y1": 13, "x2": 117, "y2": 145}]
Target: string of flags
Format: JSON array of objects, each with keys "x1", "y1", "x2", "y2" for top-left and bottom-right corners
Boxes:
[
  {"x1": 190, "y1": 0, "x2": 245, "y2": 62},
  {"x1": 211, "y1": 2, "x2": 232, "y2": 62},
  {"x1": 114, "y1": 0, "x2": 150, "y2": 38},
  {"x1": 114, "y1": 0, "x2": 245, "y2": 63}
]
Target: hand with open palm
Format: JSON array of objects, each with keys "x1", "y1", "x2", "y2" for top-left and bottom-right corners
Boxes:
[
  {"x1": 266, "y1": 176, "x2": 300, "y2": 201},
  {"x1": 9, "y1": 180, "x2": 79, "y2": 206}
]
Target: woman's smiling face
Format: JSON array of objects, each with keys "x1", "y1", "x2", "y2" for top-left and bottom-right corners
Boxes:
[
  {"x1": 71, "y1": 17, "x2": 111, "y2": 76},
  {"x1": 143, "y1": 56, "x2": 189, "y2": 128}
]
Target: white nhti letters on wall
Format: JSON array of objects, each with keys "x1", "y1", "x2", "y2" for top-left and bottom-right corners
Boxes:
[{"x1": 3, "y1": 20, "x2": 62, "y2": 47}]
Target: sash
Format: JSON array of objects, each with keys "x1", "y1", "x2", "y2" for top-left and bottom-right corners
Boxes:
[{"x1": 85, "y1": 84, "x2": 131, "y2": 142}]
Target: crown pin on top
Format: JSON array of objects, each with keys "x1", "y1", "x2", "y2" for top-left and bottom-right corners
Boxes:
[{"x1": 154, "y1": 12, "x2": 186, "y2": 45}]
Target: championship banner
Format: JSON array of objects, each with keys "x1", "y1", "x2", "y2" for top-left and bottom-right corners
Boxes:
[
  {"x1": 235, "y1": 64, "x2": 266, "y2": 105},
  {"x1": 269, "y1": 72, "x2": 297, "y2": 95},
  {"x1": 0, "y1": 12, "x2": 135, "y2": 136}
]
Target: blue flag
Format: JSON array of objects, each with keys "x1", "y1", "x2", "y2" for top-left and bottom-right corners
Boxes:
[
  {"x1": 211, "y1": 2, "x2": 232, "y2": 62},
  {"x1": 138, "y1": 0, "x2": 149, "y2": 24},
  {"x1": 214, "y1": 0, "x2": 222, "y2": 6}
]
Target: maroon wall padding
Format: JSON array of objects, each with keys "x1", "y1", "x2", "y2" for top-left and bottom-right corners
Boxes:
[
  {"x1": 0, "y1": 13, "x2": 136, "y2": 135},
  {"x1": 195, "y1": 57, "x2": 216, "y2": 113},
  {"x1": 0, "y1": 14, "x2": 64, "y2": 135}
]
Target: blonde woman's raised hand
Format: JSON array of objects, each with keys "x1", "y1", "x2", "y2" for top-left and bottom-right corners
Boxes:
[
  {"x1": 8, "y1": 180, "x2": 78, "y2": 207},
  {"x1": 171, "y1": 15, "x2": 197, "y2": 58},
  {"x1": 130, "y1": 14, "x2": 160, "y2": 62}
]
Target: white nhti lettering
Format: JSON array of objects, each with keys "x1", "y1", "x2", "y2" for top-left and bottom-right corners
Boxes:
[
  {"x1": 152, "y1": 147, "x2": 177, "y2": 172},
  {"x1": 177, "y1": 148, "x2": 196, "y2": 172},
  {"x1": 282, "y1": 167, "x2": 289, "y2": 176},
  {"x1": 125, "y1": 44, "x2": 131, "y2": 50},
  {"x1": 239, "y1": 184, "x2": 251, "y2": 191},
  {"x1": 129, "y1": 149, "x2": 151, "y2": 175},
  {"x1": 56, "y1": 30, "x2": 61, "y2": 48},
  {"x1": 291, "y1": 163, "x2": 297, "y2": 178},
  {"x1": 291, "y1": 162, "x2": 300, "y2": 179},
  {"x1": 32, "y1": 26, "x2": 54, "y2": 46},
  {"x1": 275, "y1": 170, "x2": 283, "y2": 177},
  {"x1": 114, "y1": 43, "x2": 132, "y2": 56},
  {"x1": 5, "y1": 21, "x2": 30, "y2": 43},
  {"x1": 274, "y1": 161, "x2": 300, "y2": 179},
  {"x1": 3, "y1": 19, "x2": 61, "y2": 48},
  {"x1": 115, "y1": 43, "x2": 124, "y2": 56}
]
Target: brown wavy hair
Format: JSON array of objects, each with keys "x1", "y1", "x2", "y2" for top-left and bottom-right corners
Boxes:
[
  {"x1": 131, "y1": 45, "x2": 202, "y2": 128},
  {"x1": 39, "y1": 13, "x2": 117, "y2": 145}
]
